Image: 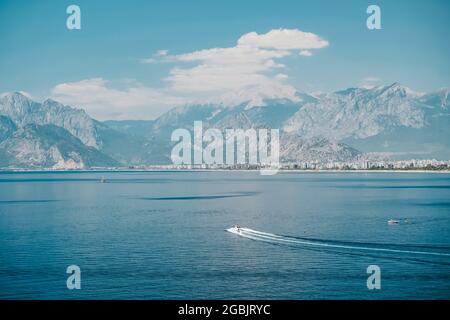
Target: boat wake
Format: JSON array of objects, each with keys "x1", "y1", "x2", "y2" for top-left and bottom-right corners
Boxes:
[{"x1": 226, "y1": 227, "x2": 450, "y2": 259}]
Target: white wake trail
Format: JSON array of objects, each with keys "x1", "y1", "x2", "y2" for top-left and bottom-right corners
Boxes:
[{"x1": 229, "y1": 227, "x2": 450, "y2": 257}]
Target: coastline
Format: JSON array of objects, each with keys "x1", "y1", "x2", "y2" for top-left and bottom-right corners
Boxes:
[{"x1": 1, "y1": 168, "x2": 449, "y2": 174}]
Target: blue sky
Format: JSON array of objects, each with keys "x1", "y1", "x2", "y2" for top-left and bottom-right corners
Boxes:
[{"x1": 0, "y1": 0, "x2": 449, "y2": 119}]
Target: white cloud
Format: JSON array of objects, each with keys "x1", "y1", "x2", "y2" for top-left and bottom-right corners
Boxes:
[
  {"x1": 360, "y1": 76, "x2": 381, "y2": 89},
  {"x1": 299, "y1": 50, "x2": 312, "y2": 57},
  {"x1": 51, "y1": 78, "x2": 187, "y2": 120},
  {"x1": 275, "y1": 73, "x2": 289, "y2": 80},
  {"x1": 363, "y1": 76, "x2": 380, "y2": 83},
  {"x1": 163, "y1": 28, "x2": 328, "y2": 101},
  {"x1": 166, "y1": 46, "x2": 289, "y2": 93},
  {"x1": 215, "y1": 82, "x2": 299, "y2": 107},
  {"x1": 53, "y1": 28, "x2": 329, "y2": 119},
  {"x1": 156, "y1": 49, "x2": 169, "y2": 56},
  {"x1": 140, "y1": 49, "x2": 171, "y2": 63},
  {"x1": 237, "y1": 29, "x2": 329, "y2": 50}
]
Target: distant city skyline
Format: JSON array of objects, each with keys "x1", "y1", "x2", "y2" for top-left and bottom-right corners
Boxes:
[{"x1": 0, "y1": 0, "x2": 449, "y2": 119}]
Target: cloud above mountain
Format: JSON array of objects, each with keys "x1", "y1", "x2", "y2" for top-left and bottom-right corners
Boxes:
[
  {"x1": 166, "y1": 46, "x2": 291, "y2": 93},
  {"x1": 51, "y1": 28, "x2": 329, "y2": 120},
  {"x1": 51, "y1": 78, "x2": 188, "y2": 120},
  {"x1": 161, "y1": 28, "x2": 328, "y2": 94}
]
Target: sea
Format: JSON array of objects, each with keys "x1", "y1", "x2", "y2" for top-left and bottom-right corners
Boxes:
[{"x1": 0, "y1": 171, "x2": 449, "y2": 299}]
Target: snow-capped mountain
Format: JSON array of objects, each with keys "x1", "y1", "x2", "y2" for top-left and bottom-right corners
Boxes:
[
  {"x1": 138, "y1": 83, "x2": 448, "y2": 162},
  {"x1": 283, "y1": 83, "x2": 426, "y2": 140},
  {"x1": 0, "y1": 82, "x2": 449, "y2": 168}
]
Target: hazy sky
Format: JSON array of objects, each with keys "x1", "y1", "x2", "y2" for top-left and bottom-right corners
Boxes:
[{"x1": 0, "y1": 0, "x2": 449, "y2": 119}]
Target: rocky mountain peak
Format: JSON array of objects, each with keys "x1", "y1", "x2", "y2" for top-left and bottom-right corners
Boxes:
[{"x1": 0, "y1": 92, "x2": 100, "y2": 148}]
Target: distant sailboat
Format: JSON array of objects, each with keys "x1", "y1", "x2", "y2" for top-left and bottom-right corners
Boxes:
[{"x1": 100, "y1": 176, "x2": 106, "y2": 183}]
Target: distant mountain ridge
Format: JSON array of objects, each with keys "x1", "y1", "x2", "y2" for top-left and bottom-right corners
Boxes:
[
  {"x1": 283, "y1": 83, "x2": 426, "y2": 139},
  {"x1": 0, "y1": 124, "x2": 118, "y2": 169},
  {"x1": 135, "y1": 83, "x2": 449, "y2": 162},
  {"x1": 0, "y1": 83, "x2": 449, "y2": 169}
]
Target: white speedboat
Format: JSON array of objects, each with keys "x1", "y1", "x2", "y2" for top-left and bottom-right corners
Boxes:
[
  {"x1": 226, "y1": 224, "x2": 242, "y2": 234},
  {"x1": 388, "y1": 219, "x2": 399, "y2": 225}
]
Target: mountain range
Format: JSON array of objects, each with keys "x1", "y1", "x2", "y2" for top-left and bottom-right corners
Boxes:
[{"x1": 0, "y1": 83, "x2": 449, "y2": 169}]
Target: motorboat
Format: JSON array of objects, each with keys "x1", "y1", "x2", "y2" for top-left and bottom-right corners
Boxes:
[
  {"x1": 388, "y1": 219, "x2": 399, "y2": 225},
  {"x1": 227, "y1": 224, "x2": 242, "y2": 234}
]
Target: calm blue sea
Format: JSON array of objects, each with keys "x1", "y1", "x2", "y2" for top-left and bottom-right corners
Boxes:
[{"x1": 0, "y1": 171, "x2": 449, "y2": 299}]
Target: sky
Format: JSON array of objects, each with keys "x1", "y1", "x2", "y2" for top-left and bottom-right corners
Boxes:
[{"x1": 0, "y1": 0, "x2": 449, "y2": 120}]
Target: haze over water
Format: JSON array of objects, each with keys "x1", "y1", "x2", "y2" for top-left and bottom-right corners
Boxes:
[{"x1": 0, "y1": 171, "x2": 449, "y2": 299}]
